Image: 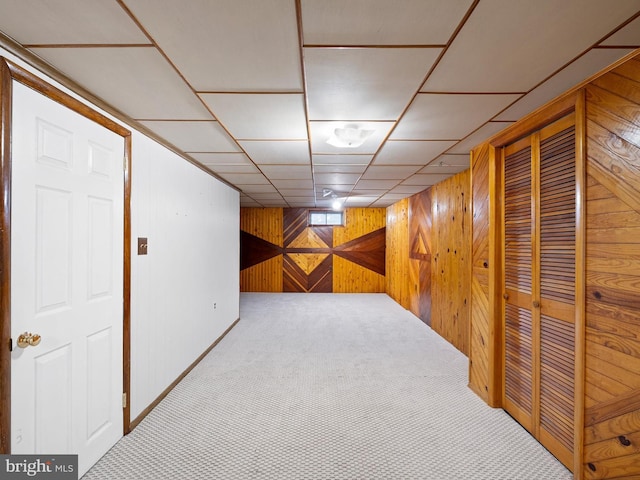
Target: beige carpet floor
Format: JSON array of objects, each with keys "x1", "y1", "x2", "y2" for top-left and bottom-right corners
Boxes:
[{"x1": 83, "y1": 293, "x2": 572, "y2": 479}]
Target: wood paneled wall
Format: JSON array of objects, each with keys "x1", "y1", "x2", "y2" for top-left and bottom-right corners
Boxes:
[
  {"x1": 385, "y1": 198, "x2": 410, "y2": 308},
  {"x1": 386, "y1": 171, "x2": 472, "y2": 355},
  {"x1": 409, "y1": 190, "x2": 432, "y2": 324},
  {"x1": 582, "y1": 54, "x2": 640, "y2": 478},
  {"x1": 240, "y1": 208, "x2": 283, "y2": 292},
  {"x1": 468, "y1": 142, "x2": 495, "y2": 404},
  {"x1": 240, "y1": 207, "x2": 385, "y2": 293},
  {"x1": 469, "y1": 50, "x2": 640, "y2": 479},
  {"x1": 333, "y1": 208, "x2": 386, "y2": 293},
  {"x1": 430, "y1": 170, "x2": 472, "y2": 355}
]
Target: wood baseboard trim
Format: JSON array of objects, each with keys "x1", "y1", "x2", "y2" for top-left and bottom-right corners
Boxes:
[{"x1": 129, "y1": 317, "x2": 240, "y2": 431}]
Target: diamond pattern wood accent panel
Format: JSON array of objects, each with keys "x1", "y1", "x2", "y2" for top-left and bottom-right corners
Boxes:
[
  {"x1": 408, "y1": 189, "x2": 432, "y2": 324},
  {"x1": 288, "y1": 228, "x2": 330, "y2": 250},
  {"x1": 283, "y1": 253, "x2": 332, "y2": 293},
  {"x1": 287, "y1": 253, "x2": 330, "y2": 275},
  {"x1": 241, "y1": 208, "x2": 386, "y2": 293},
  {"x1": 333, "y1": 228, "x2": 385, "y2": 276},
  {"x1": 240, "y1": 230, "x2": 283, "y2": 270}
]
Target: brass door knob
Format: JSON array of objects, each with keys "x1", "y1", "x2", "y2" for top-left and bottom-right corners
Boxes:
[
  {"x1": 503, "y1": 293, "x2": 509, "y2": 300},
  {"x1": 17, "y1": 332, "x2": 41, "y2": 348},
  {"x1": 532, "y1": 300, "x2": 540, "y2": 308}
]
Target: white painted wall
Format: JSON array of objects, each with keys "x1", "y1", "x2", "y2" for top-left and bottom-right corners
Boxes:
[
  {"x1": 130, "y1": 133, "x2": 239, "y2": 417},
  {"x1": 0, "y1": 46, "x2": 240, "y2": 422}
]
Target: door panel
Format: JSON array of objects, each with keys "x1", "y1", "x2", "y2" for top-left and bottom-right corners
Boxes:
[
  {"x1": 502, "y1": 114, "x2": 576, "y2": 471},
  {"x1": 10, "y1": 81, "x2": 124, "y2": 477},
  {"x1": 503, "y1": 139, "x2": 534, "y2": 428}
]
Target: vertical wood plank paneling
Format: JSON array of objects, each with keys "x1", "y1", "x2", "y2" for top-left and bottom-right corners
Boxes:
[
  {"x1": 386, "y1": 199, "x2": 410, "y2": 309},
  {"x1": 333, "y1": 208, "x2": 386, "y2": 293},
  {"x1": 582, "y1": 54, "x2": 640, "y2": 479},
  {"x1": 469, "y1": 143, "x2": 492, "y2": 403},
  {"x1": 240, "y1": 256, "x2": 283, "y2": 292},
  {"x1": 431, "y1": 169, "x2": 472, "y2": 355},
  {"x1": 240, "y1": 208, "x2": 283, "y2": 247},
  {"x1": 333, "y1": 256, "x2": 384, "y2": 293},
  {"x1": 333, "y1": 207, "x2": 386, "y2": 246},
  {"x1": 240, "y1": 208, "x2": 283, "y2": 292}
]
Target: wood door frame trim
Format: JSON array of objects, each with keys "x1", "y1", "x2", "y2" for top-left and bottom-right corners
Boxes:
[
  {"x1": 0, "y1": 57, "x2": 133, "y2": 453},
  {"x1": 490, "y1": 98, "x2": 584, "y2": 476}
]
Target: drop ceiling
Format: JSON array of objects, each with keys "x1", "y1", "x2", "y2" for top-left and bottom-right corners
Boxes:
[{"x1": 0, "y1": 0, "x2": 639, "y2": 208}]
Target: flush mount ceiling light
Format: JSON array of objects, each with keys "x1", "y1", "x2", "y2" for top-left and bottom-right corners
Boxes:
[{"x1": 326, "y1": 123, "x2": 375, "y2": 148}]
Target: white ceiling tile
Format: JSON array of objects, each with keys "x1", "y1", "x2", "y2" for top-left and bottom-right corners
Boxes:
[
  {"x1": 240, "y1": 199, "x2": 262, "y2": 207},
  {"x1": 301, "y1": 0, "x2": 473, "y2": 45},
  {"x1": 219, "y1": 173, "x2": 269, "y2": 185},
  {"x1": 200, "y1": 94, "x2": 308, "y2": 139},
  {"x1": 361, "y1": 165, "x2": 422, "y2": 180},
  {"x1": 374, "y1": 140, "x2": 456, "y2": 165},
  {"x1": 315, "y1": 184, "x2": 357, "y2": 195},
  {"x1": 314, "y1": 164, "x2": 368, "y2": 174},
  {"x1": 140, "y1": 121, "x2": 239, "y2": 152},
  {"x1": 419, "y1": 155, "x2": 469, "y2": 174},
  {"x1": 448, "y1": 121, "x2": 514, "y2": 153},
  {"x1": 0, "y1": 0, "x2": 149, "y2": 44},
  {"x1": 261, "y1": 199, "x2": 290, "y2": 207},
  {"x1": 419, "y1": 164, "x2": 468, "y2": 176},
  {"x1": 277, "y1": 189, "x2": 314, "y2": 197},
  {"x1": 271, "y1": 179, "x2": 314, "y2": 190},
  {"x1": 247, "y1": 193, "x2": 285, "y2": 200},
  {"x1": 310, "y1": 121, "x2": 394, "y2": 154},
  {"x1": 123, "y1": 0, "x2": 302, "y2": 91},
  {"x1": 600, "y1": 17, "x2": 640, "y2": 45},
  {"x1": 379, "y1": 193, "x2": 411, "y2": 201},
  {"x1": 314, "y1": 173, "x2": 362, "y2": 185},
  {"x1": 258, "y1": 165, "x2": 312, "y2": 179},
  {"x1": 305, "y1": 48, "x2": 441, "y2": 120},
  {"x1": 355, "y1": 179, "x2": 401, "y2": 189},
  {"x1": 285, "y1": 200, "x2": 317, "y2": 207},
  {"x1": 312, "y1": 154, "x2": 373, "y2": 165},
  {"x1": 189, "y1": 152, "x2": 253, "y2": 165},
  {"x1": 344, "y1": 197, "x2": 378, "y2": 206},
  {"x1": 236, "y1": 184, "x2": 278, "y2": 194},
  {"x1": 240, "y1": 141, "x2": 311, "y2": 165},
  {"x1": 430, "y1": 154, "x2": 471, "y2": 167},
  {"x1": 388, "y1": 185, "x2": 430, "y2": 195},
  {"x1": 314, "y1": 198, "x2": 343, "y2": 209},
  {"x1": 494, "y1": 48, "x2": 635, "y2": 121},
  {"x1": 391, "y1": 94, "x2": 520, "y2": 140},
  {"x1": 30, "y1": 47, "x2": 211, "y2": 120},
  {"x1": 401, "y1": 173, "x2": 453, "y2": 186},
  {"x1": 350, "y1": 189, "x2": 387, "y2": 196},
  {"x1": 206, "y1": 164, "x2": 260, "y2": 174},
  {"x1": 422, "y1": 0, "x2": 640, "y2": 92}
]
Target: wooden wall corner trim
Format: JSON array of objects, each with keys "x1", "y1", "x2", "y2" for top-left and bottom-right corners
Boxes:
[
  {"x1": 129, "y1": 317, "x2": 240, "y2": 431},
  {"x1": 573, "y1": 88, "x2": 587, "y2": 480},
  {"x1": 0, "y1": 56, "x2": 12, "y2": 455}
]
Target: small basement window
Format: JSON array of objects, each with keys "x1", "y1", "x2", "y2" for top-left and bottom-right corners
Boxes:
[{"x1": 308, "y1": 210, "x2": 344, "y2": 226}]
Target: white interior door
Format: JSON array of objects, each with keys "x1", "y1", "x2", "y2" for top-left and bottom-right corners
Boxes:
[{"x1": 10, "y1": 81, "x2": 124, "y2": 477}]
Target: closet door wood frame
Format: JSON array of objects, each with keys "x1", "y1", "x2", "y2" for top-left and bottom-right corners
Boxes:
[{"x1": 488, "y1": 91, "x2": 586, "y2": 477}]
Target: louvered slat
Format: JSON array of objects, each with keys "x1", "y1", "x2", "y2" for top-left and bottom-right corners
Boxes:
[
  {"x1": 505, "y1": 304, "x2": 533, "y2": 415},
  {"x1": 505, "y1": 146, "x2": 532, "y2": 294},
  {"x1": 540, "y1": 125, "x2": 576, "y2": 304},
  {"x1": 540, "y1": 314, "x2": 575, "y2": 452}
]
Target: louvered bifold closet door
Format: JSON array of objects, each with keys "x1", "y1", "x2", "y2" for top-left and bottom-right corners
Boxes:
[
  {"x1": 503, "y1": 137, "x2": 535, "y2": 432},
  {"x1": 538, "y1": 117, "x2": 576, "y2": 469}
]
